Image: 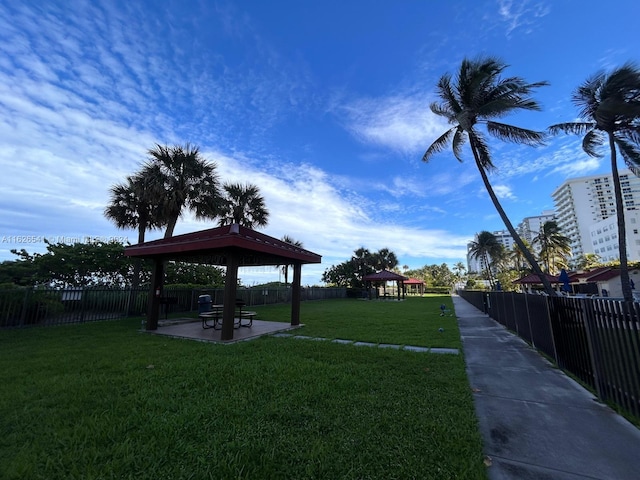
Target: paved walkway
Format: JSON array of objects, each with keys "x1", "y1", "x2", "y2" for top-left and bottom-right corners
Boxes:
[{"x1": 453, "y1": 294, "x2": 640, "y2": 480}]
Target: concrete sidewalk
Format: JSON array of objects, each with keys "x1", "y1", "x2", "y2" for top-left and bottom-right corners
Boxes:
[{"x1": 453, "y1": 295, "x2": 640, "y2": 480}]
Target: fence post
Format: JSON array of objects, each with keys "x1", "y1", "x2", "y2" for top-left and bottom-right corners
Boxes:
[
  {"x1": 524, "y1": 293, "x2": 535, "y2": 349},
  {"x1": 19, "y1": 288, "x2": 31, "y2": 327},
  {"x1": 546, "y1": 297, "x2": 559, "y2": 364},
  {"x1": 581, "y1": 298, "x2": 604, "y2": 400}
]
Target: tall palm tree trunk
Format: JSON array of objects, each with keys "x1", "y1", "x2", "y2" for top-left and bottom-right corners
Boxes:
[
  {"x1": 470, "y1": 141, "x2": 556, "y2": 296},
  {"x1": 610, "y1": 134, "x2": 633, "y2": 302}
]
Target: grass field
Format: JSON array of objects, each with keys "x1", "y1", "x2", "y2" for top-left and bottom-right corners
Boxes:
[{"x1": 0, "y1": 296, "x2": 488, "y2": 479}]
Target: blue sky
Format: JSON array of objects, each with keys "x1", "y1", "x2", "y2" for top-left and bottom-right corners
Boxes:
[{"x1": 0, "y1": 0, "x2": 638, "y2": 286}]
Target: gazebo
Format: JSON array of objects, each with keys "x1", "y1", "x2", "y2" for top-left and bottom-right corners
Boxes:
[
  {"x1": 512, "y1": 273, "x2": 559, "y2": 293},
  {"x1": 362, "y1": 269, "x2": 408, "y2": 300},
  {"x1": 124, "y1": 224, "x2": 322, "y2": 340},
  {"x1": 404, "y1": 278, "x2": 425, "y2": 295}
]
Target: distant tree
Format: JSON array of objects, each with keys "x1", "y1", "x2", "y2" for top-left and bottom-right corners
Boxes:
[
  {"x1": 144, "y1": 143, "x2": 223, "y2": 238},
  {"x1": 321, "y1": 247, "x2": 399, "y2": 288},
  {"x1": 218, "y1": 182, "x2": 269, "y2": 229},
  {"x1": 422, "y1": 56, "x2": 554, "y2": 296},
  {"x1": 0, "y1": 255, "x2": 39, "y2": 286},
  {"x1": 549, "y1": 64, "x2": 640, "y2": 301},
  {"x1": 495, "y1": 270, "x2": 521, "y2": 292},
  {"x1": 510, "y1": 240, "x2": 532, "y2": 274},
  {"x1": 12, "y1": 241, "x2": 133, "y2": 288},
  {"x1": 468, "y1": 231, "x2": 503, "y2": 289},
  {"x1": 164, "y1": 262, "x2": 224, "y2": 286},
  {"x1": 424, "y1": 263, "x2": 455, "y2": 286},
  {"x1": 533, "y1": 221, "x2": 571, "y2": 274},
  {"x1": 276, "y1": 235, "x2": 303, "y2": 286},
  {"x1": 574, "y1": 253, "x2": 602, "y2": 270},
  {"x1": 372, "y1": 248, "x2": 399, "y2": 271}
]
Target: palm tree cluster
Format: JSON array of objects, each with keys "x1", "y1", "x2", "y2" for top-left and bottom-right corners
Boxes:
[
  {"x1": 105, "y1": 143, "x2": 270, "y2": 288},
  {"x1": 424, "y1": 57, "x2": 640, "y2": 301},
  {"x1": 105, "y1": 143, "x2": 270, "y2": 242}
]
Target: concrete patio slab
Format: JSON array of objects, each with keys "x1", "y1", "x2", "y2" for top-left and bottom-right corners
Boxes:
[{"x1": 146, "y1": 318, "x2": 300, "y2": 344}]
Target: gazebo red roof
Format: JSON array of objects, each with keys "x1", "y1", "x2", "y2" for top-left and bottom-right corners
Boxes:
[
  {"x1": 404, "y1": 278, "x2": 424, "y2": 285},
  {"x1": 513, "y1": 273, "x2": 560, "y2": 284},
  {"x1": 362, "y1": 270, "x2": 408, "y2": 282},
  {"x1": 124, "y1": 224, "x2": 321, "y2": 266}
]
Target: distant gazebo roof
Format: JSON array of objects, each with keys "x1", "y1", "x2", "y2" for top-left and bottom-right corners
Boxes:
[
  {"x1": 513, "y1": 273, "x2": 559, "y2": 285},
  {"x1": 362, "y1": 269, "x2": 408, "y2": 282}
]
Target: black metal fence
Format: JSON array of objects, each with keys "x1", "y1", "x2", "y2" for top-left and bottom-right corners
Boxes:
[
  {"x1": 0, "y1": 286, "x2": 347, "y2": 328},
  {"x1": 458, "y1": 290, "x2": 640, "y2": 419}
]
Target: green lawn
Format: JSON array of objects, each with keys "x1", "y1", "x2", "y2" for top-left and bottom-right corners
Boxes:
[
  {"x1": 0, "y1": 296, "x2": 487, "y2": 480},
  {"x1": 252, "y1": 296, "x2": 461, "y2": 347}
]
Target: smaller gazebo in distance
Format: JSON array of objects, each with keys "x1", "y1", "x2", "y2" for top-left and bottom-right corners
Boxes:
[
  {"x1": 125, "y1": 224, "x2": 321, "y2": 340},
  {"x1": 362, "y1": 269, "x2": 408, "y2": 300},
  {"x1": 513, "y1": 273, "x2": 559, "y2": 293},
  {"x1": 404, "y1": 278, "x2": 425, "y2": 295}
]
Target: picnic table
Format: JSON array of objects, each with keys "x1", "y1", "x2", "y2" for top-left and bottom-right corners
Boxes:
[{"x1": 199, "y1": 303, "x2": 256, "y2": 329}]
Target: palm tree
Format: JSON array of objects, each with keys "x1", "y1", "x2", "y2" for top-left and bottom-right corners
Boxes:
[
  {"x1": 548, "y1": 64, "x2": 640, "y2": 301},
  {"x1": 105, "y1": 168, "x2": 165, "y2": 288},
  {"x1": 510, "y1": 240, "x2": 532, "y2": 274},
  {"x1": 277, "y1": 235, "x2": 304, "y2": 286},
  {"x1": 423, "y1": 56, "x2": 555, "y2": 295},
  {"x1": 218, "y1": 182, "x2": 269, "y2": 229},
  {"x1": 452, "y1": 261, "x2": 466, "y2": 286},
  {"x1": 105, "y1": 168, "x2": 166, "y2": 313},
  {"x1": 145, "y1": 143, "x2": 222, "y2": 238},
  {"x1": 468, "y1": 231, "x2": 503, "y2": 288},
  {"x1": 574, "y1": 253, "x2": 602, "y2": 271},
  {"x1": 532, "y1": 221, "x2": 571, "y2": 274}
]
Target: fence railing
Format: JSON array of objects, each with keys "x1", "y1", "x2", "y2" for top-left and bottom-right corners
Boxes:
[
  {"x1": 458, "y1": 290, "x2": 640, "y2": 419},
  {"x1": 0, "y1": 286, "x2": 347, "y2": 328}
]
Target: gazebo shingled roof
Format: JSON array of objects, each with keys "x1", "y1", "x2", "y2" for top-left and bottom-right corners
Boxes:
[
  {"x1": 362, "y1": 269, "x2": 408, "y2": 282},
  {"x1": 125, "y1": 224, "x2": 321, "y2": 340}
]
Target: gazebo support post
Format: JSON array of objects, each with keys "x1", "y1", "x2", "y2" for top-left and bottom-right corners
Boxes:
[
  {"x1": 221, "y1": 253, "x2": 239, "y2": 341},
  {"x1": 146, "y1": 259, "x2": 164, "y2": 331},
  {"x1": 291, "y1": 263, "x2": 302, "y2": 326}
]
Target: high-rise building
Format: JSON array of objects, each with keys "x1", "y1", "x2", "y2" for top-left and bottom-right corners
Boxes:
[
  {"x1": 551, "y1": 170, "x2": 640, "y2": 262},
  {"x1": 517, "y1": 210, "x2": 557, "y2": 244}
]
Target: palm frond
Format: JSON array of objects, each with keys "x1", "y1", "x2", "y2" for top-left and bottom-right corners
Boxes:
[
  {"x1": 430, "y1": 102, "x2": 456, "y2": 122},
  {"x1": 480, "y1": 78, "x2": 548, "y2": 117},
  {"x1": 452, "y1": 127, "x2": 467, "y2": 162},
  {"x1": 615, "y1": 137, "x2": 640, "y2": 177},
  {"x1": 422, "y1": 127, "x2": 456, "y2": 162},
  {"x1": 468, "y1": 130, "x2": 494, "y2": 171},
  {"x1": 619, "y1": 124, "x2": 640, "y2": 145},
  {"x1": 547, "y1": 122, "x2": 595, "y2": 136},
  {"x1": 486, "y1": 121, "x2": 546, "y2": 146},
  {"x1": 435, "y1": 74, "x2": 462, "y2": 115},
  {"x1": 599, "y1": 63, "x2": 640, "y2": 101},
  {"x1": 573, "y1": 72, "x2": 606, "y2": 119},
  {"x1": 583, "y1": 130, "x2": 606, "y2": 157}
]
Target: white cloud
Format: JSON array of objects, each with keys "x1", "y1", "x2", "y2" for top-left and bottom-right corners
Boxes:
[
  {"x1": 338, "y1": 93, "x2": 449, "y2": 155},
  {"x1": 492, "y1": 184, "x2": 516, "y2": 200}
]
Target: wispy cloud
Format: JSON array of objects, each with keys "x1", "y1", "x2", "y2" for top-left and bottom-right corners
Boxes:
[
  {"x1": 336, "y1": 93, "x2": 449, "y2": 155},
  {"x1": 497, "y1": 0, "x2": 551, "y2": 36}
]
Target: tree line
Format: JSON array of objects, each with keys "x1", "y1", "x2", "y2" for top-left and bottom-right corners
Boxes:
[
  {"x1": 424, "y1": 57, "x2": 640, "y2": 301},
  {"x1": 0, "y1": 143, "x2": 304, "y2": 289},
  {"x1": 321, "y1": 247, "x2": 463, "y2": 289}
]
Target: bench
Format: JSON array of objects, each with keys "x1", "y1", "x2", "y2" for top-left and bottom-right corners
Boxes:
[
  {"x1": 237, "y1": 311, "x2": 257, "y2": 328},
  {"x1": 200, "y1": 311, "x2": 222, "y2": 329}
]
